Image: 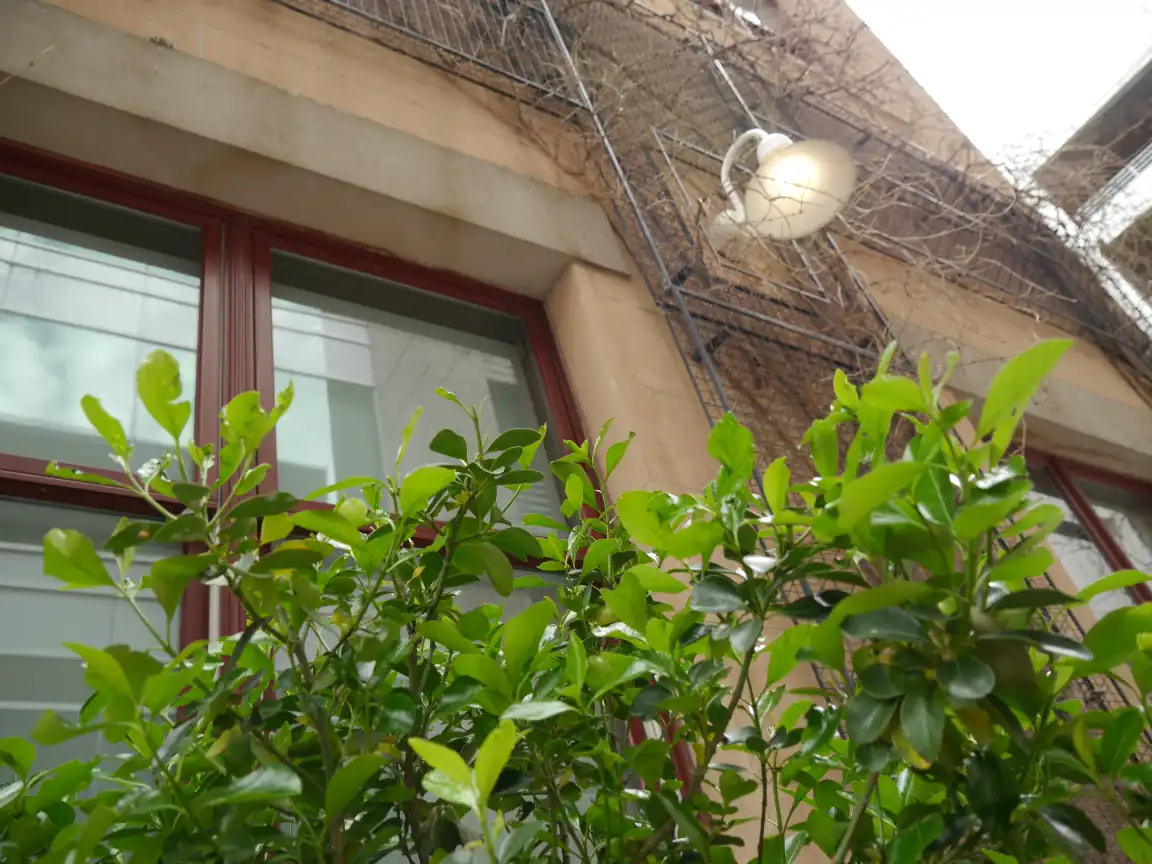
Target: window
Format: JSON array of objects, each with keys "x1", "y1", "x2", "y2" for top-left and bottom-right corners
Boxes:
[
  {"x1": 1028, "y1": 454, "x2": 1152, "y2": 617},
  {"x1": 0, "y1": 143, "x2": 582, "y2": 762}
]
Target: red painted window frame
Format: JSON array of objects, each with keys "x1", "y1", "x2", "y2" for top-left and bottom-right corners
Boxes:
[
  {"x1": 1028, "y1": 452, "x2": 1152, "y2": 604},
  {"x1": 0, "y1": 139, "x2": 585, "y2": 641}
]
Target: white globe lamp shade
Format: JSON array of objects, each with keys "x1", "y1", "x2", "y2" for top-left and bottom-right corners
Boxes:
[{"x1": 713, "y1": 129, "x2": 856, "y2": 244}]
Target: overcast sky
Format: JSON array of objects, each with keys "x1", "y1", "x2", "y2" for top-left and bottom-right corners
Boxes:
[{"x1": 846, "y1": 0, "x2": 1152, "y2": 171}]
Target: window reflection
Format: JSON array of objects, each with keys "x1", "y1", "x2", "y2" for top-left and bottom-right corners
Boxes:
[
  {"x1": 1030, "y1": 467, "x2": 1132, "y2": 619},
  {"x1": 270, "y1": 253, "x2": 564, "y2": 527},
  {"x1": 0, "y1": 176, "x2": 200, "y2": 468},
  {"x1": 1074, "y1": 477, "x2": 1152, "y2": 576}
]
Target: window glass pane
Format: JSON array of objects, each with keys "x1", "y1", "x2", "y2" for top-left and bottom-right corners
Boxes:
[
  {"x1": 1073, "y1": 476, "x2": 1152, "y2": 576},
  {"x1": 0, "y1": 175, "x2": 201, "y2": 468},
  {"x1": 1030, "y1": 467, "x2": 1130, "y2": 619},
  {"x1": 270, "y1": 252, "x2": 564, "y2": 527},
  {"x1": 0, "y1": 499, "x2": 181, "y2": 772}
]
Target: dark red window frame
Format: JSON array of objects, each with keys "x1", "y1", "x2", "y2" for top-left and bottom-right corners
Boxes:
[
  {"x1": 0, "y1": 140, "x2": 585, "y2": 643},
  {"x1": 1029, "y1": 452, "x2": 1152, "y2": 605}
]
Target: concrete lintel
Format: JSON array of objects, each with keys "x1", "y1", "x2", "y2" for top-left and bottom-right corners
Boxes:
[{"x1": 0, "y1": 0, "x2": 630, "y2": 294}]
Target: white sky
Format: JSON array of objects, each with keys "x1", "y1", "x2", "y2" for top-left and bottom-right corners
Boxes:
[{"x1": 846, "y1": 0, "x2": 1152, "y2": 171}]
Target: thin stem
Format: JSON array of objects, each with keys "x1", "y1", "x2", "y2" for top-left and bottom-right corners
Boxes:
[{"x1": 832, "y1": 772, "x2": 879, "y2": 864}]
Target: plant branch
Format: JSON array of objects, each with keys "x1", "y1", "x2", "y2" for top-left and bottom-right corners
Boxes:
[{"x1": 832, "y1": 772, "x2": 879, "y2": 864}]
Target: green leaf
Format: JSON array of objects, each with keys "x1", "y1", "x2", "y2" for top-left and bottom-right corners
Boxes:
[
  {"x1": 763, "y1": 457, "x2": 790, "y2": 515},
  {"x1": 841, "y1": 608, "x2": 925, "y2": 643},
  {"x1": 501, "y1": 701, "x2": 574, "y2": 722},
  {"x1": 490, "y1": 528, "x2": 542, "y2": 562},
  {"x1": 719, "y1": 770, "x2": 758, "y2": 805},
  {"x1": 691, "y1": 575, "x2": 745, "y2": 613},
  {"x1": 887, "y1": 814, "x2": 944, "y2": 864},
  {"x1": 730, "y1": 618, "x2": 763, "y2": 654},
  {"x1": 566, "y1": 636, "x2": 587, "y2": 694},
  {"x1": 409, "y1": 739, "x2": 472, "y2": 787},
  {"x1": 399, "y1": 465, "x2": 456, "y2": 515},
  {"x1": 563, "y1": 472, "x2": 584, "y2": 517},
  {"x1": 32, "y1": 711, "x2": 98, "y2": 745},
  {"x1": 422, "y1": 770, "x2": 476, "y2": 810},
  {"x1": 586, "y1": 652, "x2": 656, "y2": 698},
  {"x1": 503, "y1": 599, "x2": 555, "y2": 684},
  {"x1": 149, "y1": 555, "x2": 213, "y2": 622},
  {"x1": 418, "y1": 620, "x2": 479, "y2": 655},
  {"x1": 379, "y1": 691, "x2": 419, "y2": 734},
  {"x1": 43, "y1": 528, "x2": 114, "y2": 589},
  {"x1": 1002, "y1": 501, "x2": 1063, "y2": 538},
  {"x1": 250, "y1": 547, "x2": 325, "y2": 574},
  {"x1": 668, "y1": 521, "x2": 724, "y2": 560},
  {"x1": 234, "y1": 464, "x2": 269, "y2": 496},
  {"x1": 454, "y1": 655, "x2": 512, "y2": 697},
  {"x1": 601, "y1": 571, "x2": 648, "y2": 633},
  {"x1": 987, "y1": 586, "x2": 1073, "y2": 612},
  {"x1": 860, "y1": 375, "x2": 928, "y2": 413},
  {"x1": 820, "y1": 582, "x2": 936, "y2": 629},
  {"x1": 985, "y1": 548, "x2": 1055, "y2": 587},
  {"x1": 977, "y1": 339, "x2": 1072, "y2": 438},
  {"x1": 900, "y1": 689, "x2": 945, "y2": 761},
  {"x1": 708, "y1": 412, "x2": 756, "y2": 486},
  {"x1": 491, "y1": 428, "x2": 544, "y2": 451},
  {"x1": 1078, "y1": 569, "x2": 1150, "y2": 603},
  {"x1": 1037, "y1": 802, "x2": 1106, "y2": 857},
  {"x1": 0, "y1": 738, "x2": 35, "y2": 778},
  {"x1": 1118, "y1": 827, "x2": 1152, "y2": 864},
  {"x1": 326, "y1": 754, "x2": 385, "y2": 815},
  {"x1": 199, "y1": 766, "x2": 302, "y2": 807},
  {"x1": 1099, "y1": 707, "x2": 1143, "y2": 773},
  {"x1": 657, "y1": 792, "x2": 710, "y2": 858},
  {"x1": 71, "y1": 804, "x2": 118, "y2": 864},
  {"x1": 833, "y1": 368, "x2": 859, "y2": 408},
  {"x1": 938, "y1": 655, "x2": 996, "y2": 700},
  {"x1": 475, "y1": 720, "x2": 519, "y2": 809},
  {"x1": 303, "y1": 476, "x2": 379, "y2": 501},
  {"x1": 292, "y1": 509, "x2": 365, "y2": 549},
  {"x1": 80, "y1": 395, "x2": 130, "y2": 459},
  {"x1": 1079, "y1": 604, "x2": 1152, "y2": 672},
  {"x1": 430, "y1": 429, "x2": 469, "y2": 461},
  {"x1": 229, "y1": 491, "x2": 298, "y2": 519},
  {"x1": 64, "y1": 643, "x2": 134, "y2": 700},
  {"x1": 441, "y1": 677, "x2": 486, "y2": 713},
  {"x1": 45, "y1": 462, "x2": 129, "y2": 489},
  {"x1": 837, "y1": 462, "x2": 924, "y2": 530},
  {"x1": 616, "y1": 491, "x2": 670, "y2": 548},
  {"x1": 628, "y1": 564, "x2": 686, "y2": 594},
  {"x1": 859, "y1": 664, "x2": 902, "y2": 699},
  {"x1": 605, "y1": 432, "x2": 635, "y2": 480},
  {"x1": 497, "y1": 469, "x2": 544, "y2": 487},
  {"x1": 954, "y1": 495, "x2": 1028, "y2": 540},
  {"x1": 395, "y1": 405, "x2": 423, "y2": 472},
  {"x1": 136, "y1": 349, "x2": 191, "y2": 441},
  {"x1": 0, "y1": 780, "x2": 22, "y2": 810},
  {"x1": 845, "y1": 693, "x2": 897, "y2": 743},
  {"x1": 977, "y1": 630, "x2": 1092, "y2": 661},
  {"x1": 464, "y1": 541, "x2": 514, "y2": 597}
]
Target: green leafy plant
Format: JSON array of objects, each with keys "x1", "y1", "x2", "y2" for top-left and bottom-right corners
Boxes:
[{"x1": 3, "y1": 339, "x2": 1152, "y2": 863}]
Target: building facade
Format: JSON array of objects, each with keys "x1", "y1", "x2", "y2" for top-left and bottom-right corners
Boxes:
[{"x1": 1, "y1": 0, "x2": 1151, "y2": 851}]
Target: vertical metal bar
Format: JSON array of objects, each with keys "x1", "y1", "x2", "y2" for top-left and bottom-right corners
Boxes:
[{"x1": 537, "y1": 0, "x2": 734, "y2": 416}]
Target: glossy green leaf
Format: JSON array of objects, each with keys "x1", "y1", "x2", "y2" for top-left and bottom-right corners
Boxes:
[
  {"x1": 691, "y1": 575, "x2": 745, "y2": 613},
  {"x1": 657, "y1": 792, "x2": 710, "y2": 858},
  {"x1": 833, "y1": 368, "x2": 859, "y2": 408},
  {"x1": 234, "y1": 464, "x2": 269, "y2": 497},
  {"x1": 586, "y1": 652, "x2": 655, "y2": 698},
  {"x1": 199, "y1": 766, "x2": 302, "y2": 807},
  {"x1": 64, "y1": 643, "x2": 134, "y2": 701},
  {"x1": 985, "y1": 548, "x2": 1055, "y2": 587},
  {"x1": 80, "y1": 395, "x2": 130, "y2": 459},
  {"x1": 250, "y1": 547, "x2": 325, "y2": 574},
  {"x1": 1099, "y1": 707, "x2": 1143, "y2": 773},
  {"x1": 292, "y1": 509, "x2": 365, "y2": 549},
  {"x1": 150, "y1": 554, "x2": 213, "y2": 622},
  {"x1": 841, "y1": 607, "x2": 925, "y2": 643},
  {"x1": 859, "y1": 664, "x2": 902, "y2": 699},
  {"x1": 978, "y1": 629, "x2": 1092, "y2": 661},
  {"x1": 837, "y1": 461, "x2": 924, "y2": 530},
  {"x1": 474, "y1": 720, "x2": 518, "y2": 809},
  {"x1": 602, "y1": 571, "x2": 648, "y2": 633},
  {"x1": 501, "y1": 701, "x2": 574, "y2": 722},
  {"x1": 418, "y1": 620, "x2": 479, "y2": 655},
  {"x1": 45, "y1": 462, "x2": 129, "y2": 489},
  {"x1": 628, "y1": 564, "x2": 686, "y2": 594},
  {"x1": 977, "y1": 339, "x2": 1072, "y2": 438},
  {"x1": 860, "y1": 375, "x2": 928, "y2": 413},
  {"x1": 708, "y1": 412, "x2": 756, "y2": 486},
  {"x1": 491, "y1": 428, "x2": 544, "y2": 451},
  {"x1": 730, "y1": 617, "x2": 763, "y2": 654},
  {"x1": 454, "y1": 655, "x2": 511, "y2": 697},
  {"x1": 409, "y1": 738, "x2": 472, "y2": 787},
  {"x1": 887, "y1": 814, "x2": 944, "y2": 864},
  {"x1": 441, "y1": 677, "x2": 485, "y2": 713},
  {"x1": 429, "y1": 428, "x2": 468, "y2": 461},
  {"x1": 503, "y1": 599, "x2": 555, "y2": 683},
  {"x1": 987, "y1": 586, "x2": 1073, "y2": 612},
  {"x1": 763, "y1": 457, "x2": 790, "y2": 515},
  {"x1": 455, "y1": 542, "x2": 514, "y2": 597},
  {"x1": 615, "y1": 491, "x2": 671, "y2": 549},
  {"x1": 953, "y1": 493, "x2": 1028, "y2": 540},
  {"x1": 44, "y1": 528, "x2": 115, "y2": 590},
  {"x1": 1037, "y1": 802, "x2": 1106, "y2": 857},
  {"x1": 136, "y1": 350, "x2": 191, "y2": 442},
  {"x1": 605, "y1": 432, "x2": 635, "y2": 480},
  {"x1": 667, "y1": 521, "x2": 724, "y2": 560},
  {"x1": 490, "y1": 527, "x2": 542, "y2": 562},
  {"x1": 938, "y1": 655, "x2": 995, "y2": 700},
  {"x1": 326, "y1": 754, "x2": 385, "y2": 815},
  {"x1": 1078, "y1": 569, "x2": 1150, "y2": 603},
  {"x1": 229, "y1": 491, "x2": 298, "y2": 519},
  {"x1": 566, "y1": 636, "x2": 587, "y2": 694},
  {"x1": 399, "y1": 465, "x2": 456, "y2": 515},
  {"x1": 1117, "y1": 827, "x2": 1152, "y2": 864},
  {"x1": 0, "y1": 738, "x2": 35, "y2": 779},
  {"x1": 900, "y1": 689, "x2": 945, "y2": 761},
  {"x1": 845, "y1": 693, "x2": 897, "y2": 743}
]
